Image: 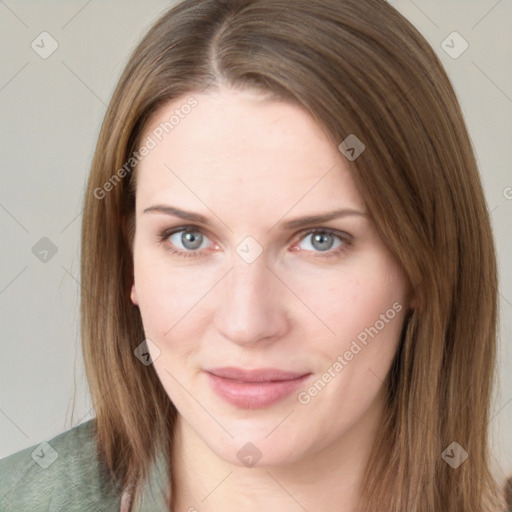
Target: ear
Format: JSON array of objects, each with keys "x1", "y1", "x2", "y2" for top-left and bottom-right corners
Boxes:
[{"x1": 130, "y1": 281, "x2": 139, "y2": 306}]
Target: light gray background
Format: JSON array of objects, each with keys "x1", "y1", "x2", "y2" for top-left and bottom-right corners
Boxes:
[{"x1": 1, "y1": 0, "x2": 511, "y2": 485}]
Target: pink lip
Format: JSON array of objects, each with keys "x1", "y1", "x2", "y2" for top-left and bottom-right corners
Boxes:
[{"x1": 205, "y1": 367, "x2": 312, "y2": 409}]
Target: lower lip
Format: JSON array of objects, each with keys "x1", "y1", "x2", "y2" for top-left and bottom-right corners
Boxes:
[{"x1": 206, "y1": 372, "x2": 312, "y2": 409}]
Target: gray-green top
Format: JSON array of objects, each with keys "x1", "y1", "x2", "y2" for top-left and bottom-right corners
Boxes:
[{"x1": 0, "y1": 419, "x2": 171, "y2": 511}]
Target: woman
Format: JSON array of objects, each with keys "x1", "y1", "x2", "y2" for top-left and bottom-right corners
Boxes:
[{"x1": 0, "y1": 0, "x2": 505, "y2": 510}]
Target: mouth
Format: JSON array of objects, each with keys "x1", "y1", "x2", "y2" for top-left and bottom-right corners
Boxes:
[{"x1": 204, "y1": 367, "x2": 312, "y2": 409}]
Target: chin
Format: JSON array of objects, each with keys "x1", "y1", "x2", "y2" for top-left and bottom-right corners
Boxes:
[
  {"x1": 218, "y1": 442, "x2": 301, "y2": 469},
  {"x1": 203, "y1": 422, "x2": 315, "y2": 469}
]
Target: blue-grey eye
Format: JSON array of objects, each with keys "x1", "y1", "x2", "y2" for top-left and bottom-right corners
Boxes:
[
  {"x1": 299, "y1": 231, "x2": 342, "y2": 252},
  {"x1": 170, "y1": 229, "x2": 206, "y2": 251}
]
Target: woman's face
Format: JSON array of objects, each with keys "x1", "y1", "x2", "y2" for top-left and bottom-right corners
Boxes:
[{"x1": 131, "y1": 87, "x2": 412, "y2": 467}]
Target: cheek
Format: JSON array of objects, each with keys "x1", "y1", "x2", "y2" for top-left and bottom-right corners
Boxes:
[
  {"x1": 133, "y1": 253, "x2": 218, "y2": 344},
  {"x1": 297, "y1": 262, "x2": 408, "y2": 426},
  {"x1": 308, "y1": 258, "x2": 408, "y2": 362}
]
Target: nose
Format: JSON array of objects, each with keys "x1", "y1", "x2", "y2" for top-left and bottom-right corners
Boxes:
[{"x1": 214, "y1": 255, "x2": 289, "y2": 347}]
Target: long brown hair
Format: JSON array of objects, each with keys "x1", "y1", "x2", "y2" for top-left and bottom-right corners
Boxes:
[{"x1": 80, "y1": 0, "x2": 502, "y2": 509}]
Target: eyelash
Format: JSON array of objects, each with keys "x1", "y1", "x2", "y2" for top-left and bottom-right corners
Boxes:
[{"x1": 157, "y1": 225, "x2": 352, "y2": 260}]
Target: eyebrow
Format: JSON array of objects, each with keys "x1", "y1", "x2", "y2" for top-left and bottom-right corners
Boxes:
[{"x1": 143, "y1": 204, "x2": 368, "y2": 230}]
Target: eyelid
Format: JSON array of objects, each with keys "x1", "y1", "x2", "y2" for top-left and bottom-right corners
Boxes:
[{"x1": 158, "y1": 224, "x2": 353, "y2": 258}]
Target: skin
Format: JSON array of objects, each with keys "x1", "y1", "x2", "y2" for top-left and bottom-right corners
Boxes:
[{"x1": 130, "y1": 87, "x2": 414, "y2": 511}]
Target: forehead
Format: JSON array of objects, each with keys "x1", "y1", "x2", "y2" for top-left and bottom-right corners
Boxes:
[{"x1": 135, "y1": 88, "x2": 366, "y2": 216}]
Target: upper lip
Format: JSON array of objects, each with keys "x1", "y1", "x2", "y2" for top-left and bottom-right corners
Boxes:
[{"x1": 206, "y1": 367, "x2": 311, "y2": 382}]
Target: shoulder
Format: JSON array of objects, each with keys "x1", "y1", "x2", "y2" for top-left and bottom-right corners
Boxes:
[{"x1": 0, "y1": 419, "x2": 121, "y2": 512}]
